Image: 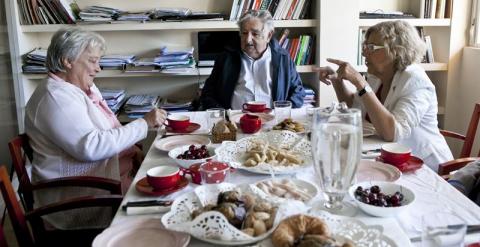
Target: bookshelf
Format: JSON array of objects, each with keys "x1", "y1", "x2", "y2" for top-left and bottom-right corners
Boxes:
[{"x1": 5, "y1": 0, "x2": 320, "y2": 132}]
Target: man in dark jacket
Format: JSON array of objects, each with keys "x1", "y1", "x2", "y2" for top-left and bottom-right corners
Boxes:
[
  {"x1": 200, "y1": 10, "x2": 305, "y2": 110},
  {"x1": 449, "y1": 159, "x2": 480, "y2": 206}
]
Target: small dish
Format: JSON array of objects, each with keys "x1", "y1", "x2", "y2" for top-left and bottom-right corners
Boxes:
[
  {"x1": 154, "y1": 135, "x2": 211, "y2": 152},
  {"x1": 376, "y1": 156, "x2": 423, "y2": 173},
  {"x1": 349, "y1": 181, "x2": 415, "y2": 217},
  {"x1": 136, "y1": 176, "x2": 189, "y2": 196},
  {"x1": 356, "y1": 160, "x2": 402, "y2": 182},
  {"x1": 255, "y1": 178, "x2": 318, "y2": 203},
  {"x1": 166, "y1": 122, "x2": 201, "y2": 134},
  {"x1": 168, "y1": 145, "x2": 216, "y2": 168}
]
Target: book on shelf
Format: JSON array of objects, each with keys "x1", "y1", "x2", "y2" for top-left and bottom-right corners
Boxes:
[{"x1": 424, "y1": 36, "x2": 434, "y2": 63}]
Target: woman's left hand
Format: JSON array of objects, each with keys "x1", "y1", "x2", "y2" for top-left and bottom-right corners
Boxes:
[{"x1": 327, "y1": 58, "x2": 366, "y2": 88}]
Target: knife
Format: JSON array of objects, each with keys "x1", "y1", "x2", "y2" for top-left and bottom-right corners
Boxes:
[
  {"x1": 122, "y1": 200, "x2": 172, "y2": 210},
  {"x1": 410, "y1": 225, "x2": 480, "y2": 242}
]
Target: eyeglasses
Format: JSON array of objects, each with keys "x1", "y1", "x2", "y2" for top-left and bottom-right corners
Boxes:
[{"x1": 362, "y1": 43, "x2": 385, "y2": 52}]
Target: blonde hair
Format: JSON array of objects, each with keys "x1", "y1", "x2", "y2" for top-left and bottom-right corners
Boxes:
[{"x1": 365, "y1": 21, "x2": 426, "y2": 71}]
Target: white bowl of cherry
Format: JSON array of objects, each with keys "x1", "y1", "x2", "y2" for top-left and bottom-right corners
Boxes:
[
  {"x1": 349, "y1": 181, "x2": 415, "y2": 217},
  {"x1": 168, "y1": 144, "x2": 217, "y2": 168}
]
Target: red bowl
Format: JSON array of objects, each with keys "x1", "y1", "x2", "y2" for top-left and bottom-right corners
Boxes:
[
  {"x1": 199, "y1": 161, "x2": 230, "y2": 184},
  {"x1": 380, "y1": 143, "x2": 411, "y2": 166}
]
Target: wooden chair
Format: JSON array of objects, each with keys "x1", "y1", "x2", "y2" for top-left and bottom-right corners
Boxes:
[
  {"x1": 0, "y1": 165, "x2": 123, "y2": 247},
  {"x1": 440, "y1": 103, "x2": 480, "y2": 158},
  {"x1": 438, "y1": 157, "x2": 479, "y2": 177},
  {"x1": 8, "y1": 134, "x2": 122, "y2": 211}
]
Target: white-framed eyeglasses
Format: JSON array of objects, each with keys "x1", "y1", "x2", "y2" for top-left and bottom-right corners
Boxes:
[{"x1": 362, "y1": 43, "x2": 385, "y2": 52}]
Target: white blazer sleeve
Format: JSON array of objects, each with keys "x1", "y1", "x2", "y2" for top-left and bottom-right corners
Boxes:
[
  {"x1": 390, "y1": 81, "x2": 435, "y2": 141},
  {"x1": 33, "y1": 86, "x2": 148, "y2": 162}
]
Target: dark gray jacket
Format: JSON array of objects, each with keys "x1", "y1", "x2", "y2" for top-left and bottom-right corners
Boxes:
[{"x1": 200, "y1": 38, "x2": 305, "y2": 110}]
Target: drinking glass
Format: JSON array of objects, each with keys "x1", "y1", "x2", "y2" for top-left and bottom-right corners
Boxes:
[
  {"x1": 422, "y1": 212, "x2": 466, "y2": 247},
  {"x1": 206, "y1": 108, "x2": 225, "y2": 131},
  {"x1": 274, "y1": 100, "x2": 292, "y2": 124},
  {"x1": 311, "y1": 107, "x2": 362, "y2": 216}
]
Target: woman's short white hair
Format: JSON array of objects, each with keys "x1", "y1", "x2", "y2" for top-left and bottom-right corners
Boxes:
[
  {"x1": 46, "y1": 28, "x2": 106, "y2": 73},
  {"x1": 237, "y1": 10, "x2": 274, "y2": 35},
  {"x1": 366, "y1": 20, "x2": 427, "y2": 71}
]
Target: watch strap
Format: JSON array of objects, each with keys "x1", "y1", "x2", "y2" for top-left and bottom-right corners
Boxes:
[{"x1": 358, "y1": 85, "x2": 373, "y2": 97}]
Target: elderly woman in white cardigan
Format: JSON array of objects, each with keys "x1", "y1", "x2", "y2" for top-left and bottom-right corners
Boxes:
[
  {"x1": 25, "y1": 28, "x2": 167, "y2": 229},
  {"x1": 315, "y1": 21, "x2": 452, "y2": 171}
]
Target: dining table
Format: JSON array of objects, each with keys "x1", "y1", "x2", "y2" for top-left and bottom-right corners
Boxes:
[{"x1": 107, "y1": 108, "x2": 480, "y2": 247}]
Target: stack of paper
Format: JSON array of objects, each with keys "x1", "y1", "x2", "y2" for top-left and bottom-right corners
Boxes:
[
  {"x1": 79, "y1": 6, "x2": 123, "y2": 22},
  {"x1": 100, "y1": 55, "x2": 136, "y2": 70},
  {"x1": 124, "y1": 94, "x2": 161, "y2": 118},
  {"x1": 100, "y1": 88, "x2": 126, "y2": 113},
  {"x1": 22, "y1": 48, "x2": 47, "y2": 73}
]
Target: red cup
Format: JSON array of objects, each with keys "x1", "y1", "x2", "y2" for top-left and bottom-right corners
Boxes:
[
  {"x1": 182, "y1": 163, "x2": 202, "y2": 185},
  {"x1": 242, "y1": 101, "x2": 267, "y2": 113},
  {"x1": 166, "y1": 115, "x2": 190, "y2": 131},
  {"x1": 146, "y1": 166, "x2": 183, "y2": 190},
  {"x1": 199, "y1": 161, "x2": 230, "y2": 184},
  {"x1": 380, "y1": 143, "x2": 411, "y2": 167},
  {"x1": 240, "y1": 114, "x2": 262, "y2": 134}
]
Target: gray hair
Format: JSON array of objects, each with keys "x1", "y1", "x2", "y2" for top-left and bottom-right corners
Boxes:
[
  {"x1": 365, "y1": 20, "x2": 426, "y2": 71},
  {"x1": 237, "y1": 10, "x2": 274, "y2": 35},
  {"x1": 46, "y1": 28, "x2": 106, "y2": 73}
]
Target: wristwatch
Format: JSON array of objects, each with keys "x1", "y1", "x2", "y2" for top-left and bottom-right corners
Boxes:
[{"x1": 357, "y1": 85, "x2": 373, "y2": 97}]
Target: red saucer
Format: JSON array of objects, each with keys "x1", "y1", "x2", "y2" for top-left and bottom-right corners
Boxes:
[
  {"x1": 376, "y1": 156, "x2": 424, "y2": 173},
  {"x1": 135, "y1": 176, "x2": 188, "y2": 196},
  {"x1": 242, "y1": 108, "x2": 273, "y2": 114},
  {"x1": 166, "y1": 122, "x2": 201, "y2": 134}
]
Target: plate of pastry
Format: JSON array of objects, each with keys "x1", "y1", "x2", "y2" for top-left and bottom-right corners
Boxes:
[
  {"x1": 215, "y1": 131, "x2": 312, "y2": 175},
  {"x1": 161, "y1": 183, "x2": 280, "y2": 246}
]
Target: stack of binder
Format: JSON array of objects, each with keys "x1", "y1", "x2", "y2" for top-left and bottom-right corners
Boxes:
[
  {"x1": 124, "y1": 94, "x2": 161, "y2": 118},
  {"x1": 100, "y1": 88, "x2": 126, "y2": 114},
  {"x1": 22, "y1": 48, "x2": 47, "y2": 73}
]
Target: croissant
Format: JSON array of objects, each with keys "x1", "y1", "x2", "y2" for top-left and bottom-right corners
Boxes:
[{"x1": 271, "y1": 214, "x2": 329, "y2": 247}]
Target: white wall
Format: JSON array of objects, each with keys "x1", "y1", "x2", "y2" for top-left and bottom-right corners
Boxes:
[{"x1": 445, "y1": 47, "x2": 480, "y2": 157}]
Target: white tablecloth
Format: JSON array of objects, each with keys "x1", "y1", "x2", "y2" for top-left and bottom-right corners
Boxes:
[{"x1": 111, "y1": 110, "x2": 480, "y2": 246}]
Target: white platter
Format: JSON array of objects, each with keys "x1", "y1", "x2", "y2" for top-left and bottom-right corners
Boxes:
[
  {"x1": 258, "y1": 210, "x2": 398, "y2": 247},
  {"x1": 154, "y1": 135, "x2": 211, "y2": 152},
  {"x1": 161, "y1": 183, "x2": 279, "y2": 246}
]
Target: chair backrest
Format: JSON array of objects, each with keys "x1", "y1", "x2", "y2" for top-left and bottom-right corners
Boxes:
[
  {"x1": 8, "y1": 134, "x2": 35, "y2": 211},
  {"x1": 0, "y1": 166, "x2": 35, "y2": 247},
  {"x1": 462, "y1": 103, "x2": 480, "y2": 157},
  {"x1": 441, "y1": 103, "x2": 480, "y2": 158}
]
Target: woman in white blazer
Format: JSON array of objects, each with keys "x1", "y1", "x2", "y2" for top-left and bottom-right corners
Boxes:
[
  {"x1": 315, "y1": 20, "x2": 452, "y2": 171},
  {"x1": 25, "y1": 28, "x2": 167, "y2": 229}
]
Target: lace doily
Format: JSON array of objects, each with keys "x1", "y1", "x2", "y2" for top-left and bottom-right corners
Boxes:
[
  {"x1": 161, "y1": 183, "x2": 280, "y2": 246},
  {"x1": 215, "y1": 130, "x2": 312, "y2": 174}
]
